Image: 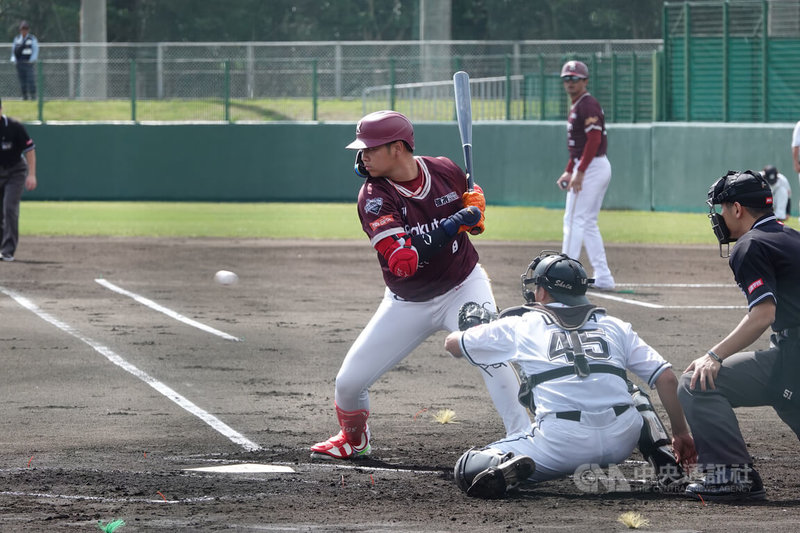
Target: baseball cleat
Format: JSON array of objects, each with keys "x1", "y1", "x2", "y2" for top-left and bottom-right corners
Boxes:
[
  {"x1": 685, "y1": 467, "x2": 765, "y2": 501},
  {"x1": 466, "y1": 455, "x2": 535, "y2": 498},
  {"x1": 310, "y1": 430, "x2": 370, "y2": 460}
]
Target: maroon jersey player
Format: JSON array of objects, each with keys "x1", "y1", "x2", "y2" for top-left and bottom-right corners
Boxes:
[{"x1": 310, "y1": 110, "x2": 531, "y2": 460}]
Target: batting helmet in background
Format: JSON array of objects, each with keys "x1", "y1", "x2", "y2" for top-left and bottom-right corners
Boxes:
[
  {"x1": 762, "y1": 165, "x2": 779, "y2": 185},
  {"x1": 345, "y1": 110, "x2": 415, "y2": 151},
  {"x1": 560, "y1": 60, "x2": 589, "y2": 79},
  {"x1": 521, "y1": 251, "x2": 594, "y2": 306}
]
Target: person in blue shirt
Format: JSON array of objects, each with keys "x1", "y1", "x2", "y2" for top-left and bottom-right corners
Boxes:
[{"x1": 10, "y1": 21, "x2": 39, "y2": 100}]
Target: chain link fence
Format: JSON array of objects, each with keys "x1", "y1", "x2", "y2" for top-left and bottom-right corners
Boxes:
[
  {"x1": 664, "y1": 0, "x2": 800, "y2": 121},
  {"x1": 1, "y1": 40, "x2": 661, "y2": 123}
]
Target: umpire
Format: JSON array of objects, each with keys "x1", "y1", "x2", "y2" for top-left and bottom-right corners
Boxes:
[
  {"x1": 678, "y1": 170, "x2": 800, "y2": 501},
  {"x1": 0, "y1": 98, "x2": 37, "y2": 261}
]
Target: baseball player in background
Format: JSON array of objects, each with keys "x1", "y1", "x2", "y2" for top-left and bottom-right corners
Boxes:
[
  {"x1": 761, "y1": 165, "x2": 791, "y2": 221},
  {"x1": 791, "y1": 120, "x2": 800, "y2": 223},
  {"x1": 310, "y1": 110, "x2": 531, "y2": 460},
  {"x1": 445, "y1": 252, "x2": 695, "y2": 498},
  {"x1": 556, "y1": 60, "x2": 615, "y2": 290},
  {"x1": 679, "y1": 170, "x2": 800, "y2": 501}
]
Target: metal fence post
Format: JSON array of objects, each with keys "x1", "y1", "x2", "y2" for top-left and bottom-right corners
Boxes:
[
  {"x1": 539, "y1": 54, "x2": 545, "y2": 120},
  {"x1": 631, "y1": 53, "x2": 638, "y2": 123},
  {"x1": 652, "y1": 50, "x2": 661, "y2": 122},
  {"x1": 224, "y1": 60, "x2": 231, "y2": 123},
  {"x1": 683, "y1": 2, "x2": 691, "y2": 121},
  {"x1": 505, "y1": 55, "x2": 511, "y2": 120},
  {"x1": 37, "y1": 61, "x2": 44, "y2": 122},
  {"x1": 390, "y1": 58, "x2": 396, "y2": 110},
  {"x1": 130, "y1": 59, "x2": 136, "y2": 122},
  {"x1": 723, "y1": 1, "x2": 729, "y2": 122},
  {"x1": 312, "y1": 59, "x2": 318, "y2": 121},
  {"x1": 611, "y1": 53, "x2": 617, "y2": 122}
]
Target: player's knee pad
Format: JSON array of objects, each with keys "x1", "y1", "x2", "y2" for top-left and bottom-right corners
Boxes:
[{"x1": 454, "y1": 447, "x2": 511, "y2": 493}]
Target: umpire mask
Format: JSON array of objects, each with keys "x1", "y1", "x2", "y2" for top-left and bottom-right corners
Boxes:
[{"x1": 707, "y1": 170, "x2": 773, "y2": 257}]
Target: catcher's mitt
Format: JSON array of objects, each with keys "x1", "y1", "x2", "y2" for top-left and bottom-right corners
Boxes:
[{"x1": 458, "y1": 301, "x2": 497, "y2": 331}]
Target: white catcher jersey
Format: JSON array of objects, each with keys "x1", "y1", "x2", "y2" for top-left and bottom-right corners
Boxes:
[{"x1": 458, "y1": 304, "x2": 671, "y2": 418}]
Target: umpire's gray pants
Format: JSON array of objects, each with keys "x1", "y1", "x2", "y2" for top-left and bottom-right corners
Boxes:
[
  {"x1": 0, "y1": 160, "x2": 28, "y2": 257},
  {"x1": 678, "y1": 347, "x2": 800, "y2": 469}
]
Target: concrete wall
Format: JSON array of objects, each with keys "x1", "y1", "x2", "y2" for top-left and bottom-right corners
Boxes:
[{"x1": 24, "y1": 121, "x2": 797, "y2": 212}]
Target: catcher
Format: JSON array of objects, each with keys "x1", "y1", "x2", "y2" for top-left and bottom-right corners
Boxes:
[{"x1": 445, "y1": 251, "x2": 696, "y2": 498}]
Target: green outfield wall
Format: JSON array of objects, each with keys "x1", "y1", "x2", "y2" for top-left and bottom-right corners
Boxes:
[{"x1": 24, "y1": 122, "x2": 797, "y2": 212}]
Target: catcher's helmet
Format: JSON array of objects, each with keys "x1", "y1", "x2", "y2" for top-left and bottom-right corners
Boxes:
[
  {"x1": 560, "y1": 60, "x2": 589, "y2": 79},
  {"x1": 762, "y1": 165, "x2": 779, "y2": 185},
  {"x1": 345, "y1": 110, "x2": 415, "y2": 151},
  {"x1": 521, "y1": 251, "x2": 593, "y2": 306}
]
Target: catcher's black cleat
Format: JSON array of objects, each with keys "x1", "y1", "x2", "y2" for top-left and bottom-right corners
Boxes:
[
  {"x1": 648, "y1": 445, "x2": 689, "y2": 491},
  {"x1": 466, "y1": 455, "x2": 535, "y2": 499},
  {"x1": 685, "y1": 466, "x2": 765, "y2": 501}
]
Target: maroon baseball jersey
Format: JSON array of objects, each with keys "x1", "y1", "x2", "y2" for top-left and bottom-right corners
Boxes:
[
  {"x1": 567, "y1": 92, "x2": 607, "y2": 160},
  {"x1": 357, "y1": 156, "x2": 479, "y2": 301}
]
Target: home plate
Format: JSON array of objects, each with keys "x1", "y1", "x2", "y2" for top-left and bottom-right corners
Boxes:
[{"x1": 185, "y1": 463, "x2": 295, "y2": 473}]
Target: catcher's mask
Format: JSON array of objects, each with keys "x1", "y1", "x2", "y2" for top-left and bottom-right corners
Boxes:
[
  {"x1": 521, "y1": 251, "x2": 594, "y2": 306},
  {"x1": 346, "y1": 110, "x2": 415, "y2": 179},
  {"x1": 707, "y1": 170, "x2": 773, "y2": 257}
]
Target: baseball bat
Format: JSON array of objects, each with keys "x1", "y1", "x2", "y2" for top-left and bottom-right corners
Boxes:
[{"x1": 453, "y1": 71, "x2": 474, "y2": 191}]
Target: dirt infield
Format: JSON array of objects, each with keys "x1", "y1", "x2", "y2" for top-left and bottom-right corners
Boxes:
[{"x1": 0, "y1": 236, "x2": 798, "y2": 532}]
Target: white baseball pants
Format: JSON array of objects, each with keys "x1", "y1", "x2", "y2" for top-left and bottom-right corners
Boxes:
[
  {"x1": 334, "y1": 264, "x2": 532, "y2": 437},
  {"x1": 562, "y1": 155, "x2": 615, "y2": 289}
]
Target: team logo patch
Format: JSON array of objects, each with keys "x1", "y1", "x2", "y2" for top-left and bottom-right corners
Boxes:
[
  {"x1": 434, "y1": 191, "x2": 459, "y2": 207},
  {"x1": 364, "y1": 197, "x2": 383, "y2": 215},
  {"x1": 747, "y1": 278, "x2": 764, "y2": 294},
  {"x1": 766, "y1": 197, "x2": 773, "y2": 205},
  {"x1": 369, "y1": 215, "x2": 394, "y2": 231}
]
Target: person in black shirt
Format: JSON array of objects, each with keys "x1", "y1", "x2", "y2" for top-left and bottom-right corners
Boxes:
[
  {"x1": 0, "y1": 98, "x2": 37, "y2": 261},
  {"x1": 678, "y1": 170, "x2": 800, "y2": 501}
]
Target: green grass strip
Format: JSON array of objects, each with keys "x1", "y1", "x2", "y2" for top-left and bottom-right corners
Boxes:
[{"x1": 19, "y1": 201, "x2": 799, "y2": 244}]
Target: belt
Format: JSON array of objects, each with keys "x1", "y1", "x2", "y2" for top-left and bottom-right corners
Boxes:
[
  {"x1": 780, "y1": 326, "x2": 800, "y2": 339},
  {"x1": 555, "y1": 404, "x2": 630, "y2": 422}
]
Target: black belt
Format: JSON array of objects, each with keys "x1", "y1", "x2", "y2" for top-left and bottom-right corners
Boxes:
[
  {"x1": 555, "y1": 404, "x2": 630, "y2": 422},
  {"x1": 780, "y1": 326, "x2": 800, "y2": 339}
]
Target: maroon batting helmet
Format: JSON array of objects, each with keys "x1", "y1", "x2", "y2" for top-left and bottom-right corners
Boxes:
[
  {"x1": 561, "y1": 60, "x2": 589, "y2": 79},
  {"x1": 346, "y1": 110, "x2": 414, "y2": 151}
]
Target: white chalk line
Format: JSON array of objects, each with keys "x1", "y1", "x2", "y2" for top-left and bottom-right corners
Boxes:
[
  {"x1": 0, "y1": 286, "x2": 261, "y2": 452},
  {"x1": 94, "y1": 278, "x2": 240, "y2": 342},
  {"x1": 0, "y1": 490, "x2": 215, "y2": 504},
  {"x1": 588, "y1": 284, "x2": 746, "y2": 309}
]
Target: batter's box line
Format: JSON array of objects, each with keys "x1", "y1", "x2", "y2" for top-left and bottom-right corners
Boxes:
[
  {"x1": 588, "y1": 290, "x2": 745, "y2": 309},
  {"x1": 95, "y1": 278, "x2": 240, "y2": 341}
]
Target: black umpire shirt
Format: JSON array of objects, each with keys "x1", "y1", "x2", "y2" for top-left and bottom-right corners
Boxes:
[
  {"x1": 0, "y1": 114, "x2": 34, "y2": 168},
  {"x1": 729, "y1": 214, "x2": 800, "y2": 332}
]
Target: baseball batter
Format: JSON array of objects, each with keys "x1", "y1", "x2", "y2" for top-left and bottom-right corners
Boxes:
[
  {"x1": 761, "y1": 165, "x2": 791, "y2": 221},
  {"x1": 310, "y1": 110, "x2": 531, "y2": 460},
  {"x1": 556, "y1": 60, "x2": 615, "y2": 290},
  {"x1": 445, "y1": 252, "x2": 695, "y2": 498}
]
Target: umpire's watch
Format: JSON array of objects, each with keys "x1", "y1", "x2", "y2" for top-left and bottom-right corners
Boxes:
[{"x1": 707, "y1": 350, "x2": 723, "y2": 363}]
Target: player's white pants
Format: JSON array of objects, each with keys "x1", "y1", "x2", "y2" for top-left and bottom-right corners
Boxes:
[
  {"x1": 489, "y1": 406, "x2": 642, "y2": 482},
  {"x1": 335, "y1": 264, "x2": 531, "y2": 437},
  {"x1": 562, "y1": 155, "x2": 614, "y2": 288}
]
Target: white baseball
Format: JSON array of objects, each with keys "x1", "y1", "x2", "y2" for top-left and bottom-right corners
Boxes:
[{"x1": 214, "y1": 270, "x2": 239, "y2": 285}]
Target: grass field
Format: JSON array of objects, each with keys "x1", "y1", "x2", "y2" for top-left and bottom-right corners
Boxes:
[{"x1": 21, "y1": 201, "x2": 798, "y2": 243}]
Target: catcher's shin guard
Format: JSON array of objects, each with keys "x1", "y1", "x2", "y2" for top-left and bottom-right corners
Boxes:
[
  {"x1": 629, "y1": 382, "x2": 685, "y2": 487},
  {"x1": 454, "y1": 448, "x2": 535, "y2": 498},
  {"x1": 310, "y1": 404, "x2": 371, "y2": 460}
]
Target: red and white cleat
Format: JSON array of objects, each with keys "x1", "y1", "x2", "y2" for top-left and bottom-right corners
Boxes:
[{"x1": 310, "y1": 430, "x2": 370, "y2": 460}]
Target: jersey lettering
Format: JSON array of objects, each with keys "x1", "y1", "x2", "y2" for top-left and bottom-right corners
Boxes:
[
  {"x1": 547, "y1": 329, "x2": 611, "y2": 363},
  {"x1": 451, "y1": 240, "x2": 459, "y2": 254}
]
